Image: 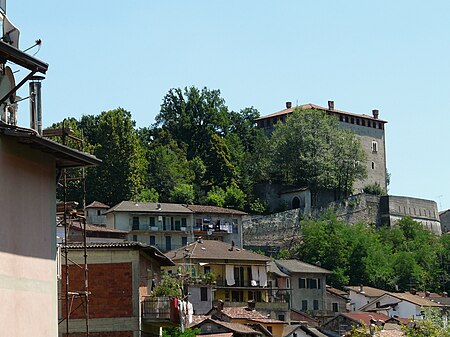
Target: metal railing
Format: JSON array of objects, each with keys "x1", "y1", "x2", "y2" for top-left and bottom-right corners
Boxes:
[{"x1": 141, "y1": 297, "x2": 172, "y2": 321}]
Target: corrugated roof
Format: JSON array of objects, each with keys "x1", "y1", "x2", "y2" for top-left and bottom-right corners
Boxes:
[
  {"x1": 186, "y1": 204, "x2": 247, "y2": 215},
  {"x1": 255, "y1": 103, "x2": 387, "y2": 123},
  {"x1": 86, "y1": 201, "x2": 110, "y2": 209},
  {"x1": 105, "y1": 201, "x2": 193, "y2": 214},
  {"x1": 166, "y1": 240, "x2": 271, "y2": 262},
  {"x1": 275, "y1": 259, "x2": 332, "y2": 274},
  {"x1": 64, "y1": 241, "x2": 174, "y2": 266},
  {"x1": 60, "y1": 220, "x2": 127, "y2": 234}
]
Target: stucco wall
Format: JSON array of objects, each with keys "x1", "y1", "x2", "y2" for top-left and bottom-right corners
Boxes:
[{"x1": 0, "y1": 137, "x2": 58, "y2": 337}]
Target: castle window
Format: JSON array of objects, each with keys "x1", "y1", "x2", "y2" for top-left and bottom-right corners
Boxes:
[
  {"x1": 351, "y1": 117, "x2": 355, "y2": 124},
  {"x1": 367, "y1": 120, "x2": 371, "y2": 127},
  {"x1": 372, "y1": 140, "x2": 378, "y2": 153},
  {"x1": 378, "y1": 122, "x2": 383, "y2": 129},
  {"x1": 362, "y1": 119, "x2": 366, "y2": 126},
  {"x1": 356, "y1": 118, "x2": 360, "y2": 125},
  {"x1": 339, "y1": 115, "x2": 344, "y2": 122},
  {"x1": 371, "y1": 162, "x2": 375, "y2": 170}
]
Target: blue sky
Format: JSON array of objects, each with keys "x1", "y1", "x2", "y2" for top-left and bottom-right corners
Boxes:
[{"x1": 9, "y1": 1, "x2": 450, "y2": 210}]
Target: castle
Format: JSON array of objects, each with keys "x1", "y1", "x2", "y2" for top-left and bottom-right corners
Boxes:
[{"x1": 255, "y1": 101, "x2": 388, "y2": 194}]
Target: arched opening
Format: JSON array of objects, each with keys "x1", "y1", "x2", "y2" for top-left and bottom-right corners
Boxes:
[{"x1": 292, "y1": 197, "x2": 300, "y2": 209}]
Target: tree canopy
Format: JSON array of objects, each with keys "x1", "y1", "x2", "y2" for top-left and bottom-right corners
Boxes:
[{"x1": 267, "y1": 108, "x2": 367, "y2": 203}]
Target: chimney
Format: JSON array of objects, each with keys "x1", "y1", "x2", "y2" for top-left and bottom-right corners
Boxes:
[
  {"x1": 328, "y1": 100, "x2": 335, "y2": 110},
  {"x1": 372, "y1": 109, "x2": 379, "y2": 119},
  {"x1": 442, "y1": 292, "x2": 448, "y2": 298},
  {"x1": 425, "y1": 291, "x2": 430, "y2": 298},
  {"x1": 410, "y1": 288, "x2": 417, "y2": 295},
  {"x1": 29, "y1": 76, "x2": 44, "y2": 135},
  {"x1": 247, "y1": 299, "x2": 256, "y2": 310},
  {"x1": 359, "y1": 285, "x2": 364, "y2": 293},
  {"x1": 285, "y1": 101, "x2": 292, "y2": 109}
]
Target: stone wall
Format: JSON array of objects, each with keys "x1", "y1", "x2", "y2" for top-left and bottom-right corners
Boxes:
[{"x1": 243, "y1": 194, "x2": 441, "y2": 250}]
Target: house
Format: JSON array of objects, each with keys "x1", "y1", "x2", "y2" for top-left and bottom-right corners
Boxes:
[
  {"x1": 325, "y1": 286, "x2": 349, "y2": 316},
  {"x1": 165, "y1": 240, "x2": 282, "y2": 317},
  {"x1": 85, "y1": 200, "x2": 109, "y2": 225},
  {"x1": 275, "y1": 260, "x2": 331, "y2": 318},
  {"x1": 359, "y1": 292, "x2": 442, "y2": 320},
  {"x1": 345, "y1": 285, "x2": 388, "y2": 311},
  {"x1": 105, "y1": 201, "x2": 195, "y2": 251},
  {"x1": 0, "y1": 18, "x2": 101, "y2": 335},
  {"x1": 186, "y1": 204, "x2": 247, "y2": 248},
  {"x1": 256, "y1": 101, "x2": 387, "y2": 194},
  {"x1": 60, "y1": 241, "x2": 175, "y2": 336},
  {"x1": 283, "y1": 324, "x2": 328, "y2": 337},
  {"x1": 321, "y1": 312, "x2": 391, "y2": 336},
  {"x1": 267, "y1": 261, "x2": 292, "y2": 322},
  {"x1": 208, "y1": 302, "x2": 287, "y2": 337}
]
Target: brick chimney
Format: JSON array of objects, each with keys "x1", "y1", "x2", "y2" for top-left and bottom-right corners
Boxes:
[
  {"x1": 372, "y1": 109, "x2": 379, "y2": 119},
  {"x1": 286, "y1": 101, "x2": 292, "y2": 109},
  {"x1": 328, "y1": 100, "x2": 334, "y2": 110}
]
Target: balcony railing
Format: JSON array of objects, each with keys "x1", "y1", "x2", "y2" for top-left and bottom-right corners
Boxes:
[{"x1": 141, "y1": 297, "x2": 172, "y2": 322}]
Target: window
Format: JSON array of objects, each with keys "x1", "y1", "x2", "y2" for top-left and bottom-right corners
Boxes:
[
  {"x1": 233, "y1": 223, "x2": 239, "y2": 234},
  {"x1": 351, "y1": 117, "x2": 355, "y2": 124},
  {"x1": 232, "y1": 290, "x2": 244, "y2": 302},
  {"x1": 278, "y1": 314, "x2": 285, "y2": 321},
  {"x1": 132, "y1": 217, "x2": 139, "y2": 230},
  {"x1": 372, "y1": 140, "x2": 378, "y2": 153},
  {"x1": 332, "y1": 302, "x2": 339, "y2": 312},
  {"x1": 175, "y1": 219, "x2": 181, "y2": 231},
  {"x1": 149, "y1": 217, "x2": 155, "y2": 226},
  {"x1": 301, "y1": 300, "x2": 308, "y2": 311},
  {"x1": 181, "y1": 218, "x2": 187, "y2": 228},
  {"x1": 165, "y1": 236, "x2": 172, "y2": 250},
  {"x1": 299, "y1": 278, "x2": 306, "y2": 288},
  {"x1": 371, "y1": 162, "x2": 375, "y2": 170},
  {"x1": 200, "y1": 287, "x2": 208, "y2": 301},
  {"x1": 248, "y1": 291, "x2": 262, "y2": 302},
  {"x1": 225, "y1": 290, "x2": 230, "y2": 301},
  {"x1": 356, "y1": 118, "x2": 360, "y2": 125},
  {"x1": 132, "y1": 235, "x2": 137, "y2": 241},
  {"x1": 308, "y1": 278, "x2": 318, "y2": 289},
  {"x1": 204, "y1": 266, "x2": 211, "y2": 275},
  {"x1": 313, "y1": 300, "x2": 319, "y2": 310},
  {"x1": 362, "y1": 119, "x2": 366, "y2": 126},
  {"x1": 182, "y1": 236, "x2": 187, "y2": 246},
  {"x1": 163, "y1": 217, "x2": 167, "y2": 230},
  {"x1": 97, "y1": 209, "x2": 101, "y2": 216},
  {"x1": 150, "y1": 236, "x2": 156, "y2": 246}
]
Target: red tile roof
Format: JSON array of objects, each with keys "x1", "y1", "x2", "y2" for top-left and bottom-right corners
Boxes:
[{"x1": 341, "y1": 312, "x2": 390, "y2": 326}]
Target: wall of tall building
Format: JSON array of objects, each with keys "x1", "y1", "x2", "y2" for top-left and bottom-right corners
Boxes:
[{"x1": 0, "y1": 138, "x2": 58, "y2": 337}]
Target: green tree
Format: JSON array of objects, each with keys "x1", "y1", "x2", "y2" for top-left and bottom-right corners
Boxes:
[
  {"x1": 206, "y1": 186, "x2": 226, "y2": 207},
  {"x1": 85, "y1": 108, "x2": 146, "y2": 205},
  {"x1": 162, "y1": 328, "x2": 200, "y2": 337},
  {"x1": 133, "y1": 188, "x2": 159, "y2": 202},
  {"x1": 268, "y1": 108, "x2": 366, "y2": 205},
  {"x1": 402, "y1": 309, "x2": 450, "y2": 337},
  {"x1": 170, "y1": 184, "x2": 195, "y2": 204}
]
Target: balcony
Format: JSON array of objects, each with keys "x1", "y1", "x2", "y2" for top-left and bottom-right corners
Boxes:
[{"x1": 141, "y1": 297, "x2": 173, "y2": 325}]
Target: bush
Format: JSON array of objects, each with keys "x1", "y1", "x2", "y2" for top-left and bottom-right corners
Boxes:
[{"x1": 363, "y1": 182, "x2": 385, "y2": 195}]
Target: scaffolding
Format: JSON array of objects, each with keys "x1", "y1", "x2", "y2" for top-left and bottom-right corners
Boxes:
[{"x1": 44, "y1": 120, "x2": 90, "y2": 336}]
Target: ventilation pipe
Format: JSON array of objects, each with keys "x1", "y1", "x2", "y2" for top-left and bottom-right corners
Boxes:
[{"x1": 29, "y1": 76, "x2": 44, "y2": 135}]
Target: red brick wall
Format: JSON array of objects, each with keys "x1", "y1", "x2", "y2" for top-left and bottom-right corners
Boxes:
[
  {"x1": 64, "y1": 332, "x2": 133, "y2": 337},
  {"x1": 61, "y1": 262, "x2": 133, "y2": 319}
]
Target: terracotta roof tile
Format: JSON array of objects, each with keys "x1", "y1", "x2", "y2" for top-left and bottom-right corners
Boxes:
[
  {"x1": 341, "y1": 312, "x2": 390, "y2": 326},
  {"x1": 166, "y1": 240, "x2": 271, "y2": 262}
]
